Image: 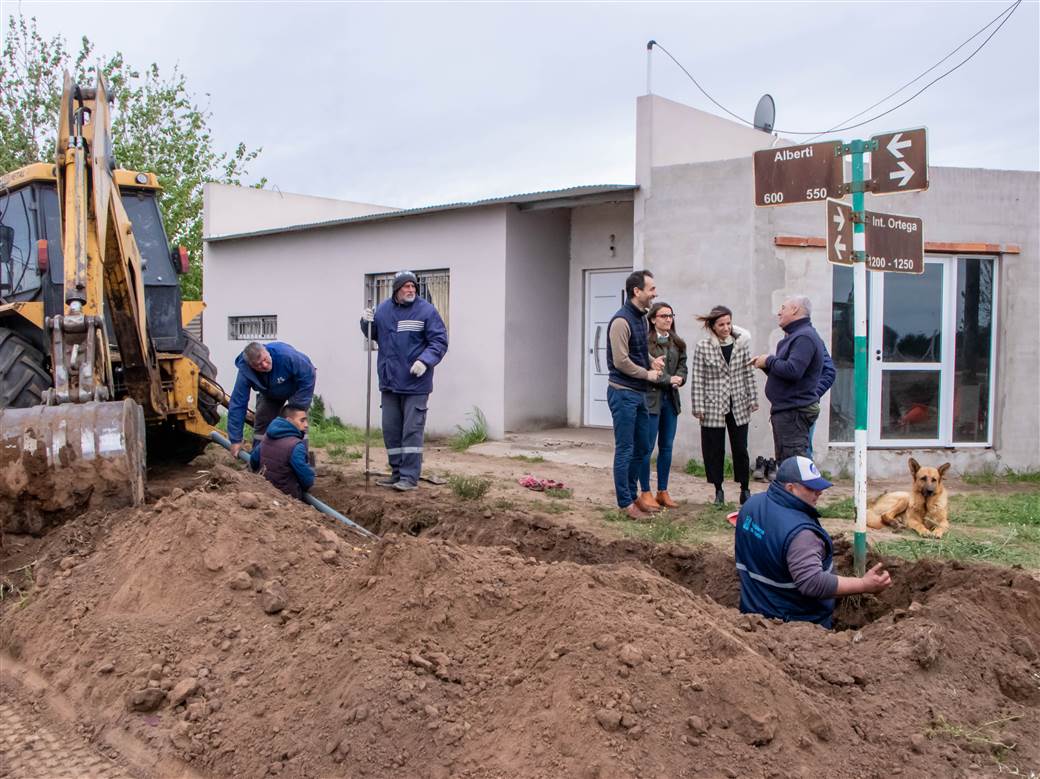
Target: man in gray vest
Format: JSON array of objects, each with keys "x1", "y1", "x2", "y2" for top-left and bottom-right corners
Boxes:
[
  {"x1": 249, "y1": 407, "x2": 316, "y2": 501},
  {"x1": 607, "y1": 270, "x2": 664, "y2": 520}
]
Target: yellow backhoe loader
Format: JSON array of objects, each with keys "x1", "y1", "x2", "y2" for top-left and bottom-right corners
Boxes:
[{"x1": 0, "y1": 74, "x2": 240, "y2": 532}]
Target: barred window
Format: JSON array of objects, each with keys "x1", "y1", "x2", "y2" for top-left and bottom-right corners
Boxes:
[
  {"x1": 228, "y1": 315, "x2": 277, "y2": 341},
  {"x1": 362, "y1": 270, "x2": 449, "y2": 349}
]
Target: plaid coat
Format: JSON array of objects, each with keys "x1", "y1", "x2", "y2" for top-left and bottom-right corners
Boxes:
[{"x1": 691, "y1": 330, "x2": 758, "y2": 427}]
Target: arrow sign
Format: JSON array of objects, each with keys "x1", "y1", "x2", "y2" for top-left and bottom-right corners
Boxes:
[
  {"x1": 871, "y1": 127, "x2": 928, "y2": 195},
  {"x1": 826, "y1": 198, "x2": 853, "y2": 266}
]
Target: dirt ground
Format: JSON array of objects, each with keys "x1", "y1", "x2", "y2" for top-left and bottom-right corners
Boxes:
[{"x1": 1, "y1": 444, "x2": 1039, "y2": 779}]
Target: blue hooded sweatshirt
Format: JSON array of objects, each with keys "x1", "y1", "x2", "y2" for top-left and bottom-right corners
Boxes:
[
  {"x1": 359, "y1": 296, "x2": 448, "y2": 394},
  {"x1": 227, "y1": 342, "x2": 316, "y2": 443},
  {"x1": 248, "y1": 417, "x2": 315, "y2": 495}
]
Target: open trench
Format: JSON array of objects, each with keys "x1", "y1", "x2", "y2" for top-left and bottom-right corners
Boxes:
[{"x1": 309, "y1": 473, "x2": 962, "y2": 631}]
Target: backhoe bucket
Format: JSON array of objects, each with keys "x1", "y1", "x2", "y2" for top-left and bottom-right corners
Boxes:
[{"x1": 0, "y1": 399, "x2": 146, "y2": 534}]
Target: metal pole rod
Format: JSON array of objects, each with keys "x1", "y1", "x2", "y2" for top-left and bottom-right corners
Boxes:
[
  {"x1": 851, "y1": 144, "x2": 868, "y2": 577},
  {"x1": 365, "y1": 286, "x2": 374, "y2": 487},
  {"x1": 646, "y1": 40, "x2": 655, "y2": 95},
  {"x1": 209, "y1": 431, "x2": 379, "y2": 541}
]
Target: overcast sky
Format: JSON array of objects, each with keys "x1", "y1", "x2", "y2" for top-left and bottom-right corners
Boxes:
[{"x1": 5, "y1": 1, "x2": 1038, "y2": 208}]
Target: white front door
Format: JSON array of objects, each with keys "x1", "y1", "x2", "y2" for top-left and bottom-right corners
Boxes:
[
  {"x1": 868, "y1": 258, "x2": 950, "y2": 446},
  {"x1": 584, "y1": 269, "x2": 628, "y2": 427}
]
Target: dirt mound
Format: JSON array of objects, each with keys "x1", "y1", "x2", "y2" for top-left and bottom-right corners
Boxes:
[{"x1": 2, "y1": 465, "x2": 1039, "y2": 778}]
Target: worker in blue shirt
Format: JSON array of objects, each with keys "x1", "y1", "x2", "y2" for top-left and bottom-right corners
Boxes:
[{"x1": 227, "y1": 341, "x2": 316, "y2": 459}]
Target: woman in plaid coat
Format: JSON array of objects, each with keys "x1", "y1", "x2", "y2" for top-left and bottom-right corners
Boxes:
[{"x1": 691, "y1": 305, "x2": 758, "y2": 506}]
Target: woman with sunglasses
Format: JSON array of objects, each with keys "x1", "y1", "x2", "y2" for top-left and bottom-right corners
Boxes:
[
  {"x1": 692, "y1": 305, "x2": 758, "y2": 506},
  {"x1": 637, "y1": 301, "x2": 688, "y2": 509}
]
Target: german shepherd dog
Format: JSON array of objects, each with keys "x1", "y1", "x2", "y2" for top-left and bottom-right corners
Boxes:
[{"x1": 867, "y1": 457, "x2": 951, "y2": 539}]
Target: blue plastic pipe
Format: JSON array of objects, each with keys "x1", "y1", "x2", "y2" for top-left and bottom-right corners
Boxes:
[{"x1": 208, "y1": 431, "x2": 379, "y2": 541}]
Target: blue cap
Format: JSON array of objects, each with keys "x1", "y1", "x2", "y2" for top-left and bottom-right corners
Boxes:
[{"x1": 775, "y1": 456, "x2": 832, "y2": 490}]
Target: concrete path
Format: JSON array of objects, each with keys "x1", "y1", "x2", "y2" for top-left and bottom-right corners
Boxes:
[{"x1": 468, "y1": 426, "x2": 614, "y2": 469}]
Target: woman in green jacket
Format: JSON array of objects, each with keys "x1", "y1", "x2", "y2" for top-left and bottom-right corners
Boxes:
[{"x1": 638, "y1": 302, "x2": 689, "y2": 509}]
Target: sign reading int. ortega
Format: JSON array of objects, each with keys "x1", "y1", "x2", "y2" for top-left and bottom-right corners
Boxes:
[{"x1": 865, "y1": 211, "x2": 924, "y2": 273}]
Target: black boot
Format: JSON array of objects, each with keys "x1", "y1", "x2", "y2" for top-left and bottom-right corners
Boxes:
[
  {"x1": 740, "y1": 486, "x2": 751, "y2": 505},
  {"x1": 765, "y1": 459, "x2": 778, "y2": 482},
  {"x1": 713, "y1": 486, "x2": 725, "y2": 506},
  {"x1": 752, "y1": 456, "x2": 767, "y2": 482}
]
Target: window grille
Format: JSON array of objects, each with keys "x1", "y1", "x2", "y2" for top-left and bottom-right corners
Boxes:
[{"x1": 228, "y1": 315, "x2": 277, "y2": 341}]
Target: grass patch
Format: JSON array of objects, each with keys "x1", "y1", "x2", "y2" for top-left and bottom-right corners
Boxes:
[
  {"x1": 600, "y1": 507, "x2": 727, "y2": 545},
  {"x1": 494, "y1": 499, "x2": 516, "y2": 511},
  {"x1": 963, "y1": 465, "x2": 1040, "y2": 486},
  {"x1": 510, "y1": 454, "x2": 545, "y2": 464},
  {"x1": 448, "y1": 475, "x2": 492, "y2": 500},
  {"x1": 874, "y1": 527, "x2": 1040, "y2": 569},
  {"x1": 538, "y1": 501, "x2": 571, "y2": 515},
  {"x1": 449, "y1": 407, "x2": 489, "y2": 452},
  {"x1": 949, "y1": 493, "x2": 1039, "y2": 527},
  {"x1": 684, "y1": 457, "x2": 732, "y2": 479},
  {"x1": 325, "y1": 445, "x2": 362, "y2": 464},
  {"x1": 819, "y1": 497, "x2": 855, "y2": 519},
  {"x1": 545, "y1": 487, "x2": 573, "y2": 499}
]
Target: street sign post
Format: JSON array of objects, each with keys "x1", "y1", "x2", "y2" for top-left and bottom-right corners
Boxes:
[
  {"x1": 751, "y1": 126, "x2": 929, "y2": 578},
  {"x1": 864, "y1": 211, "x2": 924, "y2": 273},
  {"x1": 753, "y1": 141, "x2": 843, "y2": 207},
  {"x1": 871, "y1": 128, "x2": 928, "y2": 195},
  {"x1": 826, "y1": 198, "x2": 853, "y2": 266}
]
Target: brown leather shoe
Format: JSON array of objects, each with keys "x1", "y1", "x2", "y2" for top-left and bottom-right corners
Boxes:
[
  {"x1": 656, "y1": 490, "x2": 678, "y2": 508},
  {"x1": 636, "y1": 491, "x2": 662, "y2": 513},
  {"x1": 624, "y1": 503, "x2": 649, "y2": 521}
]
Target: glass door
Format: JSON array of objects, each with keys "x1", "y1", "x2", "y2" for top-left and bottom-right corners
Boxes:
[{"x1": 868, "y1": 259, "x2": 950, "y2": 446}]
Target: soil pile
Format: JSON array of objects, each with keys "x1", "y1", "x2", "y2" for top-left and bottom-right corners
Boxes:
[{"x1": 1, "y1": 462, "x2": 1038, "y2": 778}]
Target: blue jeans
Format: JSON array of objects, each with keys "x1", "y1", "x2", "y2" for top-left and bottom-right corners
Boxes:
[
  {"x1": 640, "y1": 397, "x2": 679, "y2": 492},
  {"x1": 608, "y1": 386, "x2": 651, "y2": 508}
]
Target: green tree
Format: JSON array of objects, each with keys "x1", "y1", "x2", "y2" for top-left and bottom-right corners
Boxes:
[{"x1": 0, "y1": 13, "x2": 265, "y2": 298}]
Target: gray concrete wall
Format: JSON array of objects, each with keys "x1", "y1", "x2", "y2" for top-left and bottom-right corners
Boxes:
[
  {"x1": 641, "y1": 155, "x2": 1040, "y2": 477},
  {"x1": 203, "y1": 206, "x2": 509, "y2": 439},
  {"x1": 566, "y1": 202, "x2": 634, "y2": 426},
  {"x1": 504, "y1": 207, "x2": 572, "y2": 431}
]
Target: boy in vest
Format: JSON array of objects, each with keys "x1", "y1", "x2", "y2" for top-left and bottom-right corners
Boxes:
[
  {"x1": 249, "y1": 407, "x2": 315, "y2": 501},
  {"x1": 606, "y1": 270, "x2": 665, "y2": 520},
  {"x1": 734, "y1": 456, "x2": 891, "y2": 628}
]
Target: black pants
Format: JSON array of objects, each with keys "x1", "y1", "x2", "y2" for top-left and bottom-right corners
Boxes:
[
  {"x1": 700, "y1": 412, "x2": 750, "y2": 489},
  {"x1": 770, "y1": 406, "x2": 820, "y2": 462},
  {"x1": 252, "y1": 394, "x2": 286, "y2": 441}
]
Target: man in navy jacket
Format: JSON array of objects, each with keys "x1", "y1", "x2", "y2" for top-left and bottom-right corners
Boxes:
[
  {"x1": 360, "y1": 271, "x2": 448, "y2": 491},
  {"x1": 751, "y1": 296, "x2": 835, "y2": 462},
  {"x1": 735, "y1": 456, "x2": 891, "y2": 628},
  {"x1": 227, "y1": 341, "x2": 316, "y2": 459},
  {"x1": 249, "y1": 407, "x2": 316, "y2": 501}
]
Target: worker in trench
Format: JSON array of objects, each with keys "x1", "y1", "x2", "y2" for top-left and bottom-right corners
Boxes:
[
  {"x1": 361, "y1": 270, "x2": 449, "y2": 491},
  {"x1": 734, "y1": 456, "x2": 892, "y2": 629},
  {"x1": 227, "y1": 341, "x2": 317, "y2": 459},
  {"x1": 249, "y1": 406, "x2": 316, "y2": 501}
]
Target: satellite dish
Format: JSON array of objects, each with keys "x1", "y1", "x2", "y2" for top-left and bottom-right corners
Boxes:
[{"x1": 753, "y1": 94, "x2": 775, "y2": 133}]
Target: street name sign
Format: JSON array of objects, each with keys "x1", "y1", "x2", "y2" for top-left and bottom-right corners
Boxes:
[
  {"x1": 865, "y1": 210, "x2": 924, "y2": 273},
  {"x1": 826, "y1": 198, "x2": 853, "y2": 266},
  {"x1": 871, "y1": 127, "x2": 928, "y2": 195},
  {"x1": 754, "y1": 141, "x2": 843, "y2": 207}
]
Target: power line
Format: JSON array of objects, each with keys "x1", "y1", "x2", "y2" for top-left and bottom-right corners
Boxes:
[{"x1": 651, "y1": 0, "x2": 1022, "y2": 137}]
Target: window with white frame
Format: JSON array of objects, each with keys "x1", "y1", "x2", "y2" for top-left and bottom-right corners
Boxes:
[
  {"x1": 362, "y1": 269, "x2": 450, "y2": 347},
  {"x1": 228, "y1": 315, "x2": 278, "y2": 341},
  {"x1": 829, "y1": 256, "x2": 997, "y2": 446}
]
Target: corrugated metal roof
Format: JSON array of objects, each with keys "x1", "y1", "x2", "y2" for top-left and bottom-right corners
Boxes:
[{"x1": 204, "y1": 184, "x2": 637, "y2": 243}]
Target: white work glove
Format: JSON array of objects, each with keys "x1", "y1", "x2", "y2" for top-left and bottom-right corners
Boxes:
[
  {"x1": 362, "y1": 308, "x2": 374, "y2": 322},
  {"x1": 410, "y1": 360, "x2": 427, "y2": 377}
]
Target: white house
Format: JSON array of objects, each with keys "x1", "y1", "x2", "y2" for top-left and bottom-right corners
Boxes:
[{"x1": 203, "y1": 95, "x2": 1039, "y2": 477}]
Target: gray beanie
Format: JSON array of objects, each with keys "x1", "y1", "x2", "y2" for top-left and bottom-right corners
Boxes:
[{"x1": 393, "y1": 270, "x2": 418, "y2": 295}]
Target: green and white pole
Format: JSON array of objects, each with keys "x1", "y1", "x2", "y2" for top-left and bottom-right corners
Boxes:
[{"x1": 847, "y1": 139, "x2": 875, "y2": 577}]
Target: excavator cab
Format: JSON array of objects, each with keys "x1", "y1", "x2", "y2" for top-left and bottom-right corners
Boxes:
[{"x1": 0, "y1": 74, "x2": 223, "y2": 533}]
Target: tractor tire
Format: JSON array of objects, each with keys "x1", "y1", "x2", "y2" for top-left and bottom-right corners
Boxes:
[
  {"x1": 0, "y1": 327, "x2": 51, "y2": 409},
  {"x1": 181, "y1": 330, "x2": 221, "y2": 425}
]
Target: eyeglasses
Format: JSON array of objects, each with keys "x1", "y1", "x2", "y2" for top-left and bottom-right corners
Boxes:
[{"x1": 655, "y1": 313, "x2": 674, "y2": 319}]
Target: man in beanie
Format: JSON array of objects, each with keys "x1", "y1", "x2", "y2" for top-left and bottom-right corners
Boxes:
[
  {"x1": 734, "y1": 456, "x2": 891, "y2": 628},
  {"x1": 360, "y1": 271, "x2": 448, "y2": 491}
]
